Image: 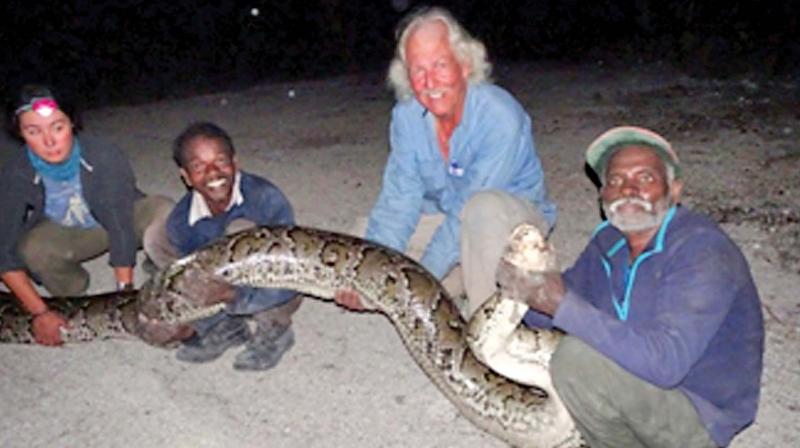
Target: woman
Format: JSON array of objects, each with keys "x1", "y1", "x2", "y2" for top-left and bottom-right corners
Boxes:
[{"x1": 0, "y1": 84, "x2": 173, "y2": 346}]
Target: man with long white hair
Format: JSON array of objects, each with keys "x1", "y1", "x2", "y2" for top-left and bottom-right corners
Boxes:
[
  {"x1": 336, "y1": 7, "x2": 556, "y2": 317},
  {"x1": 497, "y1": 126, "x2": 764, "y2": 447}
]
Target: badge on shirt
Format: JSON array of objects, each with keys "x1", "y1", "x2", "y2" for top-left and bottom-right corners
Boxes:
[{"x1": 448, "y1": 160, "x2": 464, "y2": 177}]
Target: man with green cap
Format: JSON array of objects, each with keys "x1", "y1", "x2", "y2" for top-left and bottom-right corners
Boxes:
[{"x1": 497, "y1": 126, "x2": 764, "y2": 447}]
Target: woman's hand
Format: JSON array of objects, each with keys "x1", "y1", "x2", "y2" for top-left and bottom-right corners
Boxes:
[
  {"x1": 1, "y1": 270, "x2": 67, "y2": 345},
  {"x1": 32, "y1": 310, "x2": 68, "y2": 346}
]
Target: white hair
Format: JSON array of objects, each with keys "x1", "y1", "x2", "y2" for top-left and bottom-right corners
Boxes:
[{"x1": 386, "y1": 7, "x2": 492, "y2": 101}]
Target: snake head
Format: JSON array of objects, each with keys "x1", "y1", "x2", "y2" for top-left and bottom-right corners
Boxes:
[
  {"x1": 136, "y1": 262, "x2": 232, "y2": 329},
  {"x1": 135, "y1": 314, "x2": 195, "y2": 347}
]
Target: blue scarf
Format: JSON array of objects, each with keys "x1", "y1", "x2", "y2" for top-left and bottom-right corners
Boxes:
[{"x1": 26, "y1": 138, "x2": 82, "y2": 182}]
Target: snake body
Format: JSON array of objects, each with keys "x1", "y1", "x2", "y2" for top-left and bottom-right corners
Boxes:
[
  {"x1": 1, "y1": 225, "x2": 582, "y2": 447},
  {"x1": 0, "y1": 289, "x2": 139, "y2": 343}
]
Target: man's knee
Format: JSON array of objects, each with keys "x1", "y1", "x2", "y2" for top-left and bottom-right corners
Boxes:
[
  {"x1": 550, "y1": 336, "x2": 611, "y2": 399},
  {"x1": 142, "y1": 211, "x2": 179, "y2": 269},
  {"x1": 150, "y1": 195, "x2": 175, "y2": 216},
  {"x1": 137, "y1": 195, "x2": 176, "y2": 261},
  {"x1": 461, "y1": 190, "x2": 548, "y2": 235},
  {"x1": 551, "y1": 335, "x2": 591, "y2": 379},
  {"x1": 143, "y1": 225, "x2": 179, "y2": 269},
  {"x1": 225, "y1": 218, "x2": 256, "y2": 235},
  {"x1": 461, "y1": 190, "x2": 511, "y2": 224},
  {"x1": 136, "y1": 195, "x2": 174, "y2": 231}
]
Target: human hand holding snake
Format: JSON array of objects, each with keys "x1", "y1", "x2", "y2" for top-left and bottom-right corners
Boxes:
[{"x1": 496, "y1": 260, "x2": 565, "y2": 317}]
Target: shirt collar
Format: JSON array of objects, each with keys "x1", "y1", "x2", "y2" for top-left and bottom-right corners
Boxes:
[{"x1": 187, "y1": 171, "x2": 244, "y2": 226}]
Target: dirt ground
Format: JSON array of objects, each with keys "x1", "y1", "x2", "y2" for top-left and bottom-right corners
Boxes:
[{"x1": 1, "y1": 62, "x2": 798, "y2": 447}]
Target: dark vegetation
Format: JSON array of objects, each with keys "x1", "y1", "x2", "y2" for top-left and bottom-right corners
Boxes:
[{"x1": 2, "y1": 1, "x2": 798, "y2": 109}]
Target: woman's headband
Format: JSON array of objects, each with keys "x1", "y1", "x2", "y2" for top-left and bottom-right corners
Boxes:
[{"x1": 14, "y1": 97, "x2": 59, "y2": 118}]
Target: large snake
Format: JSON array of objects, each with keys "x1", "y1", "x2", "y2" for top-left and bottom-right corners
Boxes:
[{"x1": 1, "y1": 225, "x2": 582, "y2": 448}]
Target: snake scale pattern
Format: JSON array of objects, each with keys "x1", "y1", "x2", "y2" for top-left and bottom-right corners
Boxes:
[
  {"x1": 0, "y1": 290, "x2": 140, "y2": 343},
  {"x1": 1, "y1": 225, "x2": 582, "y2": 448}
]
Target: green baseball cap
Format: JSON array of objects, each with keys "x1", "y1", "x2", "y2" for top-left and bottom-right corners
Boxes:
[{"x1": 586, "y1": 126, "x2": 681, "y2": 179}]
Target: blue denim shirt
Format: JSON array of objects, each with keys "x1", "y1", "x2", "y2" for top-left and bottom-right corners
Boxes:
[
  {"x1": 166, "y1": 170, "x2": 296, "y2": 314},
  {"x1": 366, "y1": 83, "x2": 557, "y2": 278},
  {"x1": 524, "y1": 206, "x2": 764, "y2": 446}
]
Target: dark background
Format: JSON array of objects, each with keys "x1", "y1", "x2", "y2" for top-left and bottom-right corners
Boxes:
[{"x1": 2, "y1": 1, "x2": 798, "y2": 110}]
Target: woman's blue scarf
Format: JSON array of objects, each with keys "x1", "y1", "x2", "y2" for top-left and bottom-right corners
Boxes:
[{"x1": 26, "y1": 138, "x2": 82, "y2": 181}]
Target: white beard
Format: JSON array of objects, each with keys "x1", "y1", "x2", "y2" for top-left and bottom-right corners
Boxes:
[{"x1": 603, "y1": 196, "x2": 670, "y2": 232}]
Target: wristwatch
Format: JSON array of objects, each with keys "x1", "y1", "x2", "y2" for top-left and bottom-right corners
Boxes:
[{"x1": 117, "y1": 282, "x2": 134, "y2": 292}]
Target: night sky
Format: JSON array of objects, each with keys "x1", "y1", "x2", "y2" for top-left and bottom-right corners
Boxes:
[{"x1": 2, "y1": 1, "x2": 798, "y2": 110}]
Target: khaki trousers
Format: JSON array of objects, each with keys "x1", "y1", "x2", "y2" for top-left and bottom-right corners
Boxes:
[
  {"x1": 355, "y1": 190, "x2": 549, "y2": 320},
  {"x1": 18, "y1": 195, "x2": 174, "y2": 296},
  {"x1": 551, "y1": 336, "x2": 717, "y2": 448}
]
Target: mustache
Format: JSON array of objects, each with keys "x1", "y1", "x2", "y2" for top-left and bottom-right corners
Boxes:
[{"x1": 608, "y1": 197, "x2": 653, "y2": 214}]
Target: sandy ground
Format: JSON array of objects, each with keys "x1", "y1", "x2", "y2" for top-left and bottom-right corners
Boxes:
[{"x1": 1, "y1": 62, "x2": 798, "y2": 447}]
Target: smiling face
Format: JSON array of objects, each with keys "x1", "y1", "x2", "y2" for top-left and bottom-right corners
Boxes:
[
  {"x1": 18, "y1": 108, "x2": 74, "y2": 164},
  {"x1": 405, "y1": 20, "x2": 470, "y2": 125},
  {"x1": 601, "y1": 145, "x2": 683, "y2": 233},
  {"x1": 179, "y1": 136, "x2": 237, "y2": 216}
]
